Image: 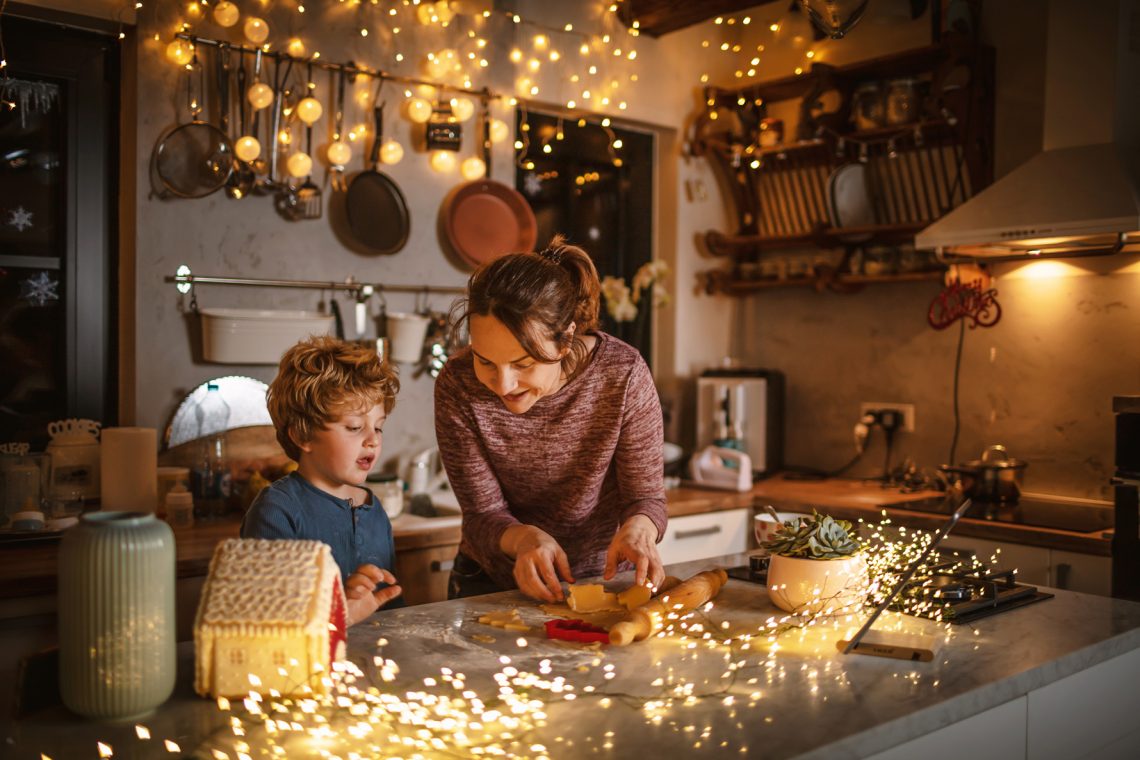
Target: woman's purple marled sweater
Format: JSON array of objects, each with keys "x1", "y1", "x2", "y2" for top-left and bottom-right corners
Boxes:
[{"x1": 434, "y1": 331, "x2": 667, "y2": 590}]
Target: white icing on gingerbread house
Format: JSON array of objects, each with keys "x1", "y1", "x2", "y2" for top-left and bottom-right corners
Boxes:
[{"x1": 194, "y1": 539, "x2": 347, "y2": 699}]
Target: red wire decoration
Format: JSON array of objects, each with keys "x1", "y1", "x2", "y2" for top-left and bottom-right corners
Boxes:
[{"x1": 928, "y1": 279, "x2": 1002, "y2": 330}]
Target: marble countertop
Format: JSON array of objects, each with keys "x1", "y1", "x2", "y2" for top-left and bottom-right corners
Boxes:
[{"x1": 6, "y1": 553, "x2": 1140, "y2": 759}]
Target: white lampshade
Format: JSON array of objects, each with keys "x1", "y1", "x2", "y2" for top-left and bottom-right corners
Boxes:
[
  {"x1": 243, "y1": 17, "x2": 269, "y2": 45},
  {"x1": 380, "y1": 140, "x2": 404, "y2": 165},
  {"x1": 296, "y1": 97, "x2": 323, "y2": 125},
  {"x1": 248, "y1": 83, "x2": 274, "y2": 110},
  {"x1": 327, "y1": 141, "x2": 351, "y2": 166},
  {"x1": 430, "y1": 150, "x2": 456, "y2": 172},
  {"x1": 235, "y1": 135, "x2": 261, "y2": 163},
  {"x1": 461, "y1": 156, "x2": 486, "y2": 180},
  {"x1": 407, "y1": 97, "x2": 433, "y2": 123},
  {"x1": 286, "y1": 152, "x2": 312, "y2": 178},
  {"x1": 213, "y1": 1, "x2": 239, "y2": 27}
]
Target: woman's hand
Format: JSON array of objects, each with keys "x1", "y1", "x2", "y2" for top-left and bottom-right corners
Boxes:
[
  {"x1": 344, "y1": 564, "x2": 402, "y2": 626},
  {"x1": 604, "y1": 514, "x2": 664, "y2": 588},
  {"x1": 502, "y1": 525, "x2": 575, "y2": 602}
]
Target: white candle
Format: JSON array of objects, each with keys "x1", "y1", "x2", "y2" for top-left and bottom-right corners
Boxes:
[{"x1": 100, "y1": 428, "x2": 158, "y2": 512}]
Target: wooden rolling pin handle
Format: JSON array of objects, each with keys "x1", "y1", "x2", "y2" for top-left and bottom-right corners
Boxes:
[{"x1": 609, "y1": 569, "x2": 727, "y2": 646}]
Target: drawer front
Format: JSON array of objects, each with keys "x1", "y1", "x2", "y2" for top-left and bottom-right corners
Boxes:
[{"x1": 658, "y1": 508, "x2": 750, "y2": 566}]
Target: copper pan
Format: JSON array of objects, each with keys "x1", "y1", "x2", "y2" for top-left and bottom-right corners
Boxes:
[{"x1": 439, "y1": 96, "x2": 536, "y2": 268}]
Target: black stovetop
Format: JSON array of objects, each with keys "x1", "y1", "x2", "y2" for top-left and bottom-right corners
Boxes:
[{"x1": 904, "y1": 493, "x2": 1114, "y2": 534}]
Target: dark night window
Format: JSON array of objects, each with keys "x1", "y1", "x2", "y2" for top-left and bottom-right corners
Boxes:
[{"x1": 515, "y1": 109, "x2": 655, "y2": 362}]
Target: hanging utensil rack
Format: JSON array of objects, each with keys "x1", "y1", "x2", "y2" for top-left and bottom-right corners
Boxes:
[
  {"x1": 175, "y1": 32, "x2": 501, "y2": 99},
  {"x1": 166, "y1": 265, "x2": 465, "y2": 298}
]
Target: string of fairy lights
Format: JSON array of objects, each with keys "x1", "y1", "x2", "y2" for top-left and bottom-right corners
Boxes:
[
  {"x1": 120, "y1": 0, "x2": 643, "y2": 182},
  {"x1": 34, "y1": 512, "x2": 992, "y2": 758}
]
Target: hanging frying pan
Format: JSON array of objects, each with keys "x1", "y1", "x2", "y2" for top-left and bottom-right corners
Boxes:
[
  {"x1": 439, "y1": 95, "x2": 537, "y2": 268},
  {"x1": 345, "y1": 96, "x2": 410, "y2": 255}
]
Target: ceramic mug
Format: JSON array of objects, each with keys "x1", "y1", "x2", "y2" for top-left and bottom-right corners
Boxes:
[{"x1": 386, "y1": 312, "x2": 431, "y2": 364}]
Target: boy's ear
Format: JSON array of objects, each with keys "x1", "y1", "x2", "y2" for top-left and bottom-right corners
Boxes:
[{"x1": 288, "y1": 426, "x2": 313, "y2": 454}]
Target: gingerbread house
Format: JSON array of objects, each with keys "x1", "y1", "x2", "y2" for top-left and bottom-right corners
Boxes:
[{"x1": 194, "y1": 538, "x2": 347, "y2": 699}]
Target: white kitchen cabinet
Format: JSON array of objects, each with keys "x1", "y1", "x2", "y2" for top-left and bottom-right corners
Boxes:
[
  {"x1": 1049, "y1": 549, "x2": 1111, "y2": 596},
  {"x1": 658, "y1": 508, "x2": 750, "y2": 566},
  {"x1": 940, "y1": 536, "x2": 1052, "y2": 588}
]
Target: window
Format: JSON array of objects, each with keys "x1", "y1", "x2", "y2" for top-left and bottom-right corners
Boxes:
[
  {"x1": 515, "y1": 110, "x2": 655, "y2": 362},
  {"x1": 0, "y1": 14, "x2": 118, "y2": 449}
]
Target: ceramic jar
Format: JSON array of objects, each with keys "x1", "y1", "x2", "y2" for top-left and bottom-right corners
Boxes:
[
  {"x1": 766, "y1": 553, "x2": 869, "y2": 615},
  {"x1": 58, "y1": 512, "x2": 176, "y2": 719}
]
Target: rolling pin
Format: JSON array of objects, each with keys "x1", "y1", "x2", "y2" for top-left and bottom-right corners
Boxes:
[{"x1": 609, "y1": 569, "x2": 728, "y2": 646}]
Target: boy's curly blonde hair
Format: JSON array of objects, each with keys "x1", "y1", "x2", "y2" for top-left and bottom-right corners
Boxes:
[{"x1": 267, "y1": 336, "x2": 400, "y2": 461}]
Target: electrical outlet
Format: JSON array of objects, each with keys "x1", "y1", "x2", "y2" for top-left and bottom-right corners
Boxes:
[{"x1": 860, "y1": 402, "x2": 916, "y2": 433}]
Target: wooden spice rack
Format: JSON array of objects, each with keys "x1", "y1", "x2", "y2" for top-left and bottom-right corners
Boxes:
[{"x1": 691, "y1": 33, "x2": 994, "y2": 295}]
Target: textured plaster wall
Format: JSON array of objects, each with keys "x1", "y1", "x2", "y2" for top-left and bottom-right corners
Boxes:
[{"x1": 128, "y1": 1, "x2": 733, "y2": 469}]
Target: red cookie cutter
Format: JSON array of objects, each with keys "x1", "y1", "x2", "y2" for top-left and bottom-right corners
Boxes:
[{"x1": 544, "y1": 618, "x2": 610, "y2": 644}]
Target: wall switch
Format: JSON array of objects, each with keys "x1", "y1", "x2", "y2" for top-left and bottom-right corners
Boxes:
[{"x1": 860, "y1": 402, "x2": 916, "y2": 433}]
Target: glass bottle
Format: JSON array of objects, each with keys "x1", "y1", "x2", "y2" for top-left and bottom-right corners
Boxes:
[{"x1": 191, "y1": 384, "x2": 232, "y2": 518}]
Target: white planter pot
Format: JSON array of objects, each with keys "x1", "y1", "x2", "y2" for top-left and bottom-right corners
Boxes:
[{"x1": 766, "y1": 553, "x2": 869, "y2": 615}]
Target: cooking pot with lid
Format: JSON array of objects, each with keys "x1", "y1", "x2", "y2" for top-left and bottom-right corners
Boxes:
[{"x1": 939, "y1": 444, "x2": 1028, "y2": 504}]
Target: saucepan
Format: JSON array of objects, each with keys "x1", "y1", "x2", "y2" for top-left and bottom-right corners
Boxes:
[{"x1": 939, "y1": 444, "x2": 1027, "y2": 505}]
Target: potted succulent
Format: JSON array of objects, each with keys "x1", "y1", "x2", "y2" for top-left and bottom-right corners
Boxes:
[{"x1": 760, "y1": 507, "x2": 869, "y2": 615}]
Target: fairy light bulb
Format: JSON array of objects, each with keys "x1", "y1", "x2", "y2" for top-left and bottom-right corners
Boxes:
[
  {"x1": 287, "y1": 38, "x2": 306, "y2": 57},
  {"x1": 489, "y1": 118, "x2": 509, "y2": 144},
  {"x1": 434, "y1": 1, "x2": 454, "y2": 23},
  {"x1": 286, "y1": 151, "x2": 312, "y2": 178},
  {"x1": 430, "y1": 150, "x2": 456, "y2": 172},
  {"x1": 406, "y1": 97, "x2": 432, "y2": 123},
  {"x1": 296, "y1": 97, "x2": 322, "y2": 125},
  {"x1": 450, "y1": 97, "x2": 474, "y2": 122},
  {"x1": 243, "y1": 17, "x2": 269, "y2": 45},
  {"x1": 212, "y1": 1, "x2": 239, "y2": 27},
  {"x1": 165, "y1": 39, "x2": 193, "y2": 65},
  {"x1": 234, "y1": 135, "x2": 261, "y2": 162},
  {"x1": 379, "y1": 140, "x2": 404, "y2": 165},
  {"x1": 248, "y1": 82, "x2": 274, "y2": 110},
  {"x1": 461, "y1": 156, "x2": 486, "y2": 180},
  {"x1": 327, "y1": 141, "x2": 351, "y2": 166}
]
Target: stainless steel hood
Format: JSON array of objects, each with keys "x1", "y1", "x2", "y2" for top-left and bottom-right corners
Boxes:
[{"x1": 916, "y1": 0, "x2": 1140, "y2": 260}]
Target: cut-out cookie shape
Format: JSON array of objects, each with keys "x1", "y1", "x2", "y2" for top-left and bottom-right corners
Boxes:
[{"x1": 477, "y1": 609, "x2": 531, "y2": 632}]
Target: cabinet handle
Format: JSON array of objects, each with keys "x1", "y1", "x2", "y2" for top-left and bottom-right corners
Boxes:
[
  {"x1": 675, "y1": 525, "x2": 722, "y2": 540},
  {"x1": 430, "y1": 559, "x2": 454, "y2": 573},
  {"x1": 1055, "y1": 562, "x2": 1072, "y2": 589}
]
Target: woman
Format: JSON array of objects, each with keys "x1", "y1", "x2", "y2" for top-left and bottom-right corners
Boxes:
[{"x1": 434, "y1": 236, "x2": 667, "y2": 602}]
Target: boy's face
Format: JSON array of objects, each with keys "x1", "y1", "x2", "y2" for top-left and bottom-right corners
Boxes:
[
  {"x1": 469, "y1": 314, "x2": 569, "y2": 415},
  {"x1": 296, "y1": 402, "x2": 386, "y2": 494}
]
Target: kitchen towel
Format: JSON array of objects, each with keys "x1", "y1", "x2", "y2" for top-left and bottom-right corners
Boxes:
[{"x1": 100, "y1": 427, "x2": 158, "y2": 512}]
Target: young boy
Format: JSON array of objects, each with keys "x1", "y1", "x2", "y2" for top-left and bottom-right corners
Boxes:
[{"x1": 242, "y1": 335, "x2": 403, "y2": 624}]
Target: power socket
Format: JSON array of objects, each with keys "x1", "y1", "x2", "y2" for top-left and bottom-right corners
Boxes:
[{"x1": 860, "y1": 402, "x2": 916, "y2": 433}]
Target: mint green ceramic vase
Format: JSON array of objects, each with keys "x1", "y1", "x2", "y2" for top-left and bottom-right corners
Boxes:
[{"x1": 58, "y1": 511, "x2": 176, "y2": 719}]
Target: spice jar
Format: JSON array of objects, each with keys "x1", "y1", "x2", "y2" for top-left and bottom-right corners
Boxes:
[
  {"x1": 852, "y1": 82, "x2": 884, "y2": 131},
  {"x1": 885, "y1": 78, "x2": 919, "y2": 125},
  {"x1": 367, "y1": 473, "x2": 404, "y2": 519}
]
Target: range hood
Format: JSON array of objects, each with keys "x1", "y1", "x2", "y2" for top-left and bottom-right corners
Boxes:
[{"x1": 916, "y1": 0, "x2": 1140, "y2": 260}]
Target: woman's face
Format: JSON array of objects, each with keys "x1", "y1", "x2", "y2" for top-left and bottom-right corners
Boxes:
[{"x1": 469, "y1": 314, "x2": 567, "y2": 415}]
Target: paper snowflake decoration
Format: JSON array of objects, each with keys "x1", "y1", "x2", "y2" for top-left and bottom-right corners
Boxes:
[
  {"x1": 523, "y1": 172, "x2": 543, "y2": 196},
  {"x1": 8, "y1": 206, "x2": 33, "y2": 232},
  {"x1": 20, "y1": 271, "x2": 58, "y2": 306}
]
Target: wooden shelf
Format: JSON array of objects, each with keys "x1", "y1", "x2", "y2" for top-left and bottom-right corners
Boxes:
[
  {"x1": 703, "y1": 267, "x2": 944, "y2": 296},
  {"x1": 690, "y1": 35, "x2": 994, "y2": 297},
  {"x1": 707, "y1": 223, "x2": 929, "y2": 256}
]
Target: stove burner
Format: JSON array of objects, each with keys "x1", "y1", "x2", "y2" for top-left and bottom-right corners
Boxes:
[{"x1": 901, "y1": 561, "x2": 1053, "y2": 624}]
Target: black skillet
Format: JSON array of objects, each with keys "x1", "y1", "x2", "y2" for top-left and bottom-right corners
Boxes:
[{"x1": 345, "y1": 102, "x2": 410, "y2": 255}]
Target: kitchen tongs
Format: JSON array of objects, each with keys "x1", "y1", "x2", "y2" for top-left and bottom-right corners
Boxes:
[{"x1": 841, "y1": 497, "x2": 974, "y2": 657}]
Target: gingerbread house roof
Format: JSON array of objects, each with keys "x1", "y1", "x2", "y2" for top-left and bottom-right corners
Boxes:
[{"x1": 197, "y1": 539, "x2": 339, "y2": 636}]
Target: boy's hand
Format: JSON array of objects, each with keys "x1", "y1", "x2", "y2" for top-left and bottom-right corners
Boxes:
[
  {"x1": 504, "y1": 525, "x2": 574, "y2": 603},
  {"x1": 344, "y1": 564, "x2": 402, "y2": 625}
]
